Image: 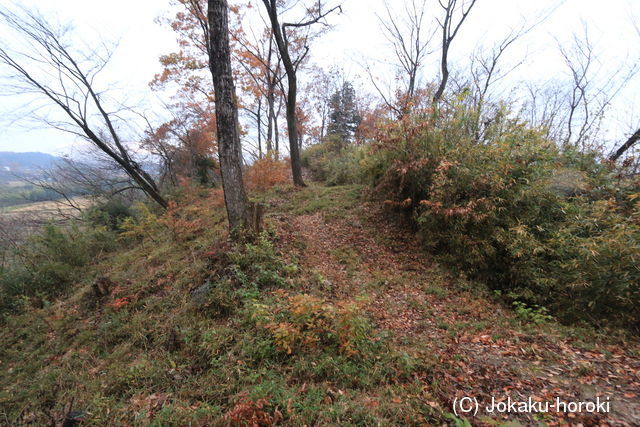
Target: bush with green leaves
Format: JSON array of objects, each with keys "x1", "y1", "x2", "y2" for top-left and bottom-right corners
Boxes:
[
  {"x1": 361, "y1": 103, "x2": 640, "y2": 330},
  {"x1": 228, "y1": 232, "x2": 291, "y2": 289},
  {"x1": 85, "y1": 197, "x2": 135, "y2": 230},
  {"x1": 301, "y1": 137, "x2": 363, "y2": 186},
  {"x1": 0, "y1": 224, "x2": 116, "y2": 316},
  {"x1": 250, "y1": 292, "x2": 378, "y2": 360}
]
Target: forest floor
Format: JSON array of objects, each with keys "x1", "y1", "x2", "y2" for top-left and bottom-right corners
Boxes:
[
  {"x1": 1, "y1": 182, "x2": 639, "y2": 426},
  {"x1": 262, "y1": 183, "x2": 640, "y2": 426}
]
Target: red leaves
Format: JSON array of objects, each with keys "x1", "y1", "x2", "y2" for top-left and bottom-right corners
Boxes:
[{"x1": 384, "y1": 198, "x2": 412, "y2": 210}]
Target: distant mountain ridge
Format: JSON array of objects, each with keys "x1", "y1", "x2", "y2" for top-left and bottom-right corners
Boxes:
[
  {"x1": 0, "y1": 151, "x2": 63, "y2": 183},
  {"x1": 0, "y1": 151, "x2": 62, "y2": 169}
]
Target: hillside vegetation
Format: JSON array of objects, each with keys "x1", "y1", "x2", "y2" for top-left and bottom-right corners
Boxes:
[
  {"x1": 1, "y1": 157, "x2": 639, "y2": 425},
  {"x1": 2, "y1": 0, "x2": 640, "y2": 425},
  {"x1": 304, "y1": 105, "x2": 640, "y2": 332}
]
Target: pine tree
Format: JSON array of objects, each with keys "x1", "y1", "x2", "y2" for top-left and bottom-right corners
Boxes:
[{"x1": 326, "y1": 81, "x2": 361, "y2": 144}]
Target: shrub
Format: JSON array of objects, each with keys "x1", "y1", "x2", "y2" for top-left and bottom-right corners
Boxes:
[
  {"x1": 301, "y1": 138, "x2": 363, "y2": 186},
  {"x1": 118, "y1": 203, "x2": 162, "y2": 243},
  {"x1": 251, "y1": 291, "x2": 374, "y2": 357},
  {"x1": 229, "y1": 232, "x2": 290, "y2": 289},
  {"x1": 245, "y1": 154, "x2": 290, "y2": 192},
  {"x1": 362, "y1": 103, "x2": 640, "y2": 330},
  {"x1": 0, "y1": 224, "x2": 116, "y2": 317},
  {"x1": 86, "y1": 198, "x2": 135, "y2": 230},
  {"x1": 223, "y1": 393, "x2": 282, "y2": 426},
  {"x1": 190, "y1": 279, "x2": 238, "y2": 318}
]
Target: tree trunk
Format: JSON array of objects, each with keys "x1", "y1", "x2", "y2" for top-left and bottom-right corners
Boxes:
[
  {"x1": 433, "y1": 40, "x2": 449, "y2": 103},
  {"x1": 610, "y1": 128, "x2": 640, "y2": 162},
  {"x1": 257, "y1": 97, "x2": 263, "y2": 159},
  {"x1": 263, "y1": 0, "x2": 306, "y2": 186},
  {"x1": 266, "y1": 80, "x2": 276, "y2": 153},
  {"x1": 275, "y1": 93, "x2": 283, "y2": 157},
  {"x1": 285, "y1": 73, "x2": 305, "y2": 185},
  {"x1": 208, "y1": 0, "x2": 251, "y2": 233},
  {"x1": 265, "y1": 37, "x2": 276, "y2": 153}
]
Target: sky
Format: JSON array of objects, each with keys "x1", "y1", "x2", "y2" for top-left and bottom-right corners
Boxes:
[
  {"x1": 0, "y1": 0, "x2": 638, "y2": 155},
  {"x1": 0, "y1": 0, "x2": 176, "y2": 154}
]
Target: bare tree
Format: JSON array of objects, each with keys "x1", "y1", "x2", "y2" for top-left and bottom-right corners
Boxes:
[
  {"x1": 558, "y1": 28, "x2": 636, "y2": 151},
  {"x1": 25, "y1": 155, "x2": 131, "y2": 211},
  {"x1": 467, "y1": 27, "x2": 528, "y2": 139},
  {"x1": 521, "y1": 80, "x2": 568, "y2": 143},
  {"x1": 233, "y1": 26, "x2": 286, "y2": 157},
  {"x1": 307, "y1": 66, "x2": 339, "y2": 143},
  {"x1": 260, "y1": 0, "x2": 342, "y2": 187},
  {"x1": 609, "y1": 128, "x2": 640, "y2": 162},
  {"x1": 608, "y1": 16, "x2": 640, "y2": 162},
  {"x1": 433, "y1": 0, "x2": 478, "y2": 103},
  {"x1": 0, "y1": 6, "x2": 168, "y2": 208},
  {"x1": 377, "y1": 0, "x2": 436, "y2": 115}
]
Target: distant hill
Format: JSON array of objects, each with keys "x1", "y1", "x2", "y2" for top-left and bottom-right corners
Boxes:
[
  {"x1": 0, "y1": 151, "x2": 61, "y2": 169},
  {"x1": 0, "y1": 151, "x2": 62, "y2": 183}
]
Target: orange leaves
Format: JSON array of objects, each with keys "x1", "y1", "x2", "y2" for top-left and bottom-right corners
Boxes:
[
  {"x1": 384, "y1": 198, "x2": 413, "y2": 210},
  {"x1": 107, "y1": 297, "x2": 130, "y2": 310},
  {"x1": 419, "y1": 198, "x2": 490, "y2": 221},
  {"x1": 206, "y1": 188, "x2": 226, "y2": 209},
  {"x1": 435, "y1": 159, "x2": 457, "y2": 173},
  {"x1": 245, "y1": 155, "x2": 291, "y2": 192},
  {"x1": 260, "y1": 293, "x2": 330, "y2": 354},
  {"x1": 223, "y1": 393, "x2": 283, "y2": 426},
  {"x1": 264, "y1": 322, "x2": 301, "y2": 355},
  {"x1": 158, "y1": 197, "x2": 209, "y2": 242}
]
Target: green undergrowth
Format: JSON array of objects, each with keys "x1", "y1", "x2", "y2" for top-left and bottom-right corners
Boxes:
[
  {"x1": 256, "y1": 182, "x2": 364, "y2": 220},
  {"x1": 0, "y1": 188, "x2": 437, "y2": 425},
  {"x1": 303, "y1": 103, "x2": 640, "y2": 332}
]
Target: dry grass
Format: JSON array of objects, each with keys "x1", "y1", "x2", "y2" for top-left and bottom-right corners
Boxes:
[{"x1": 0, "y1": 197, "x2": 90, "y2": 247}]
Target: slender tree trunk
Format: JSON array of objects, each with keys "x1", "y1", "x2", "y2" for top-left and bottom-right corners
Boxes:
[
  {"x1": 208, "y1": 0, "x2": 250, "y2": 233},
  {"x1": 285, "y1": 73, "x2": 305, "y2": 185},
  {"x1": 265, "y1": 37, "x2": 275, "y2": 153},
  {"x1": 262, "y1": 0, "x2": 306, "y2": 186},
  {"x1": 433, "y1": 40, "x2": 449, "y2": 103},
  {"x1": 82, "y1": 127, "x2": 168, "y2": 208},
  {"x1": 275, "y1": 99, "x2": 282, "y2": 156},
  {"x1": 433, "y1": 0, "x2": 477, "y2": 103},
  {"x1": 124, "y1": 163, "x2": 168, "y2": 209},
  {"x1": 266, "y1": 80, "x2": 276, "y2": 153},
  {"x1": 257, "y1": 97, "x2": 263, "y2": 159},
  {"x1": 320, "y1": 110, "x2": 326, "y2": 142}
]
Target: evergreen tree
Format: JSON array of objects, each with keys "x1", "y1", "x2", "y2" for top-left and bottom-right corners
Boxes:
[{"x1": 326, "y1": 81, "x2": 361, "y2": 143}]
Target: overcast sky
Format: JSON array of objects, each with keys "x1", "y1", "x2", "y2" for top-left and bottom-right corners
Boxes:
[{"x1": 0, "y1": 0, "x2": 638, "y2": 154}]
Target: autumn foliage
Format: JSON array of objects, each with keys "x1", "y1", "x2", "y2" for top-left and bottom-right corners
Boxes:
[
  {"x1": 353, "y1": 102, "x2": 640, "y2": 330},
  {"x1": 245, "y1": 155, "x2": 291, "y2": 192},
  {"x1": 223, "y1": 393, "x2": 283, "y2": 426},
  {"x1": 251, "y1": 291, "x2": 373, "y2": 357}
]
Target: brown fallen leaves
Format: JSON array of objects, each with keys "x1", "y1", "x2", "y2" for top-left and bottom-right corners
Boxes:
[{"x1": 277, "y1": 200, "x2": 640, "y2": 426}]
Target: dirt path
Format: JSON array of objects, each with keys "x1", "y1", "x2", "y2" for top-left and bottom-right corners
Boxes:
[{"x1": 278, "y1": 203, "x2": 640, "y2": 426}]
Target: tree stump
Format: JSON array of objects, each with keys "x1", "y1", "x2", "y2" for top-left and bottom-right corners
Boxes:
[{"x1": 248, "y1": 201, "x2": 264, "y2": 234}]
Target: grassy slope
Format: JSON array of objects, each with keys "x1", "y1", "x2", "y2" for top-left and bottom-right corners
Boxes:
[{"x1": 1, "y1": 183, "x2": 639, "y2": 426}]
